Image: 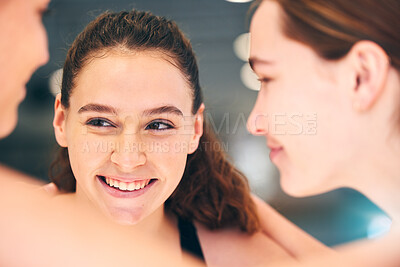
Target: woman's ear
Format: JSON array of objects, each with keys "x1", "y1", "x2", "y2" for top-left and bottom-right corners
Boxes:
[
  {"x1": 188, "y1": 103, "x2": 205, "y2": 154},
  {"x1": 348, "y1": 41, "x2": 391, "y2": 111},
  {"x1": 53, "y1": 94, "x2": 68, "y2": 147}
]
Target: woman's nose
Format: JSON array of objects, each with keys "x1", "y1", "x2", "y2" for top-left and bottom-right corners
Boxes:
[
  {"x1": 247, "y1": 96, "x2": 269, "y2": 136},
  {"x1": 110, "y1": 133, "x2": 147, "y2": 172}
]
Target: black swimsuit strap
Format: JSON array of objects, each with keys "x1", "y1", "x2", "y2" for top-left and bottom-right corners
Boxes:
[{"x1": 178, "y1": 217, "x2": 205, "y2": 261}]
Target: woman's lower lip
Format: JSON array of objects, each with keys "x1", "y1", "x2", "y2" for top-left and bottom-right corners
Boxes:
[
  {"x1": 269, "y1": 148, "x2": 283, "y2": 162},
  {"x1": 97, "y1": 176, "x2": 156, "y2": 199}
]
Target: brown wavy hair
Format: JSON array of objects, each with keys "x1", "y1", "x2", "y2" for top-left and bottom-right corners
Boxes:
[{"x1": 49, "y1": 10, "x2": 259, "y2": 233}]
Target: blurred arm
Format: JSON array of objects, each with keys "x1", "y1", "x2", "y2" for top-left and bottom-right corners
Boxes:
[
  {"x1": 270, "y1": 232, "x2": 400, "y2": 267},
  {"x1": 252, "y1": 194, "x2": 335, "y2": 260}
]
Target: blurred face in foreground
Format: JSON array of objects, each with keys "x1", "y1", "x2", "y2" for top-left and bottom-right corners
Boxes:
[{"x1": 0, "y1": 0, "x2": 49, "y2": 138}]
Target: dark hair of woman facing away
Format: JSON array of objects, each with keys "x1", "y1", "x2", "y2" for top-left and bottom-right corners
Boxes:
[{"x1": 49, "y1": 10, "x2": 259, "y2": 233}]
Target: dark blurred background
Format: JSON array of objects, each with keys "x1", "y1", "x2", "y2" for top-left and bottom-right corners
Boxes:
[{"x1": 0, "y1": 0, "x2": 390, "y2": 247}]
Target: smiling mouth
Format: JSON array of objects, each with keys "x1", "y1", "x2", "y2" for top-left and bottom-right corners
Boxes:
[{"x1": 98, "y1": 176, "x2": 156, "y2": 192}]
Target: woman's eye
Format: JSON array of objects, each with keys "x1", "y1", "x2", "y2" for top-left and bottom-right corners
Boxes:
[
  {"x1": 86, "y1": 118, "x2": 114, "y2": 127},
  {"x1": 257, "y1": 77, "x2": 272, "y2": 84},
  {"x1": 146, "y1": 121, "x2": 173, "y2": 131},
  {"x1": 257, "y1": 77, "x2": 274, "y2": 90}
]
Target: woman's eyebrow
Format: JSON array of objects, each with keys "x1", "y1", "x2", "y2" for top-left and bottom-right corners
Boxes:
[
  {"x1": 249, "y1": 57, "x2": 275, "y2": 71},
  {"x1": 78, "y1": 103, "x2": 118, "y2": 115},
  {"x1": 77, "y1": 103, "x2": 184, "y2": 117},
  {"x1": 142, "y1": 105, "x2": 184, "y2": 117}
]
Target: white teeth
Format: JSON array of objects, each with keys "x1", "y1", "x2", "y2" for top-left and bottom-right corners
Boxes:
[
  {"x1": 127, "y1": 183, "x2": 135, "y2": 191},
  {"x1": 119, "y1": 182, "x2": 127, "y2": 191},
  {"x1": 134, "y1": 183, "x2": 140, "y2": 190},
  {"x1": 103, "y1": 176, "x2": 152, "y2": 191}
]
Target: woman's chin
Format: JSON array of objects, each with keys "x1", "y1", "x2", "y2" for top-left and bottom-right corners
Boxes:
[
  {"x1": 280, "y1": 172, "x2": 333, "y2": 198},
  {"x1": 281, "y1": 183, "x2": 309, "y2": 198},
  {"x1": 113, "y1": 218, "x2": 139, "y2": 226},
  {"x1": 105, "y1": 209, "x2": 143, "y2": 226},
  {"x1": 280, "y1": 173, "x2": 318, "y2": 198}
]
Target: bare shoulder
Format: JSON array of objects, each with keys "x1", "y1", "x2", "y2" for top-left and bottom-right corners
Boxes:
[
  {"x1": 0, "y1": 164, "x2": 43, "y2": 187},
  {"x1": 195, "y1": 222, "x2": 297, "y2": 267},
  {"x1": 51, "y1": 192, "x2": 76, "y2": 205}
]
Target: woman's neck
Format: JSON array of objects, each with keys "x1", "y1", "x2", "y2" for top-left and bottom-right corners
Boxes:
[
  {"x1": 71, "y1": 190, "x2": 181, "y2": 247},
  {"x1": 131, "y1": 207, "x2": 179, "y2": 243},
  {"x1": 116, "y1": 207, "x2": 182, "y2": 260},
  {"x1": 350, "y1": 140, "x2": 400, "y2": 223}
]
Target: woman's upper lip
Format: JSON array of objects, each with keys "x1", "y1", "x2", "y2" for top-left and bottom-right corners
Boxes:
[
  {"x1": 97, "y1": 175, "x2": 156, "y2": 183},
  {"x1": 268, "y1": 146, "x2": 283, "y2": 151},
  {"x1": 267, "y1": 141, "x2": 283, "y2": 150}
]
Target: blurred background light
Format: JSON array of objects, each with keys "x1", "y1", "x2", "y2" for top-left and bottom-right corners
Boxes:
[
  {"x1": 233, "y1": 32, "x2": 250, "y2": 62},
  {"x1": 49, "y1": 68, "x2": 63, "y2": 96}
]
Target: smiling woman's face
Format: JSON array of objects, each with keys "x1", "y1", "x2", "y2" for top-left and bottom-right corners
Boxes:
[{"x1": 53, "y1": 51, "x2": 203, "y2": 225}]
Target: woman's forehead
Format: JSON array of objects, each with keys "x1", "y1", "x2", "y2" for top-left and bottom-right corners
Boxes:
[
  {"x1": 250, "y1": 1, "x2": 284, "y2": 61},
  {"x1": 69, "y1": 53, "x2": 193, "y2": 115}
]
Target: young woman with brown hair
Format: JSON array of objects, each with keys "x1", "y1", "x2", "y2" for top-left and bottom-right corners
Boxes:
[
  {"x1": 0, "y1": 1, "x2": 203, "y2": 266},
  {"x1": 248, "y1": 0, "x2": 400, "y2": 264},
  {"x1": 249, "y1": 0, "x2": 399, "y2": 225}
]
